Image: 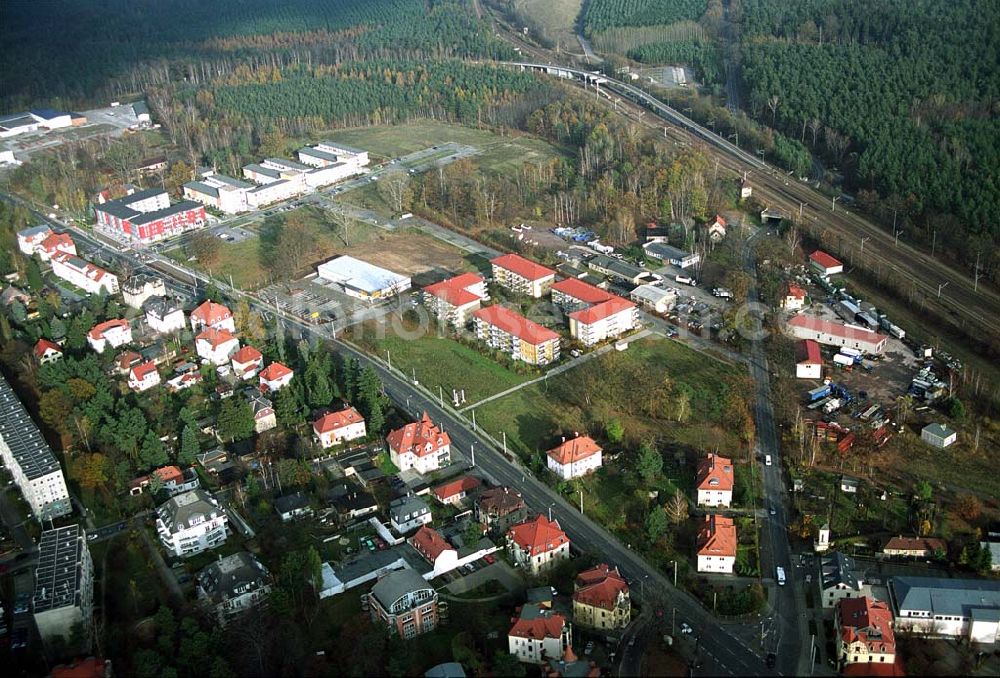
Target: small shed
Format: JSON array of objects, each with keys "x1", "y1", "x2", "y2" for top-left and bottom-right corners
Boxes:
[{"x1": 921, "y1": 423, "x2": 957, "y2": 449}]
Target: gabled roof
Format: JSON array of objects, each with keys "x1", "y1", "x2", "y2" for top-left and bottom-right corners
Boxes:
[
  {"x1": 820, "y1": 551, "x2": 863, "y2": 592},
  {"x1": 696, "y1": 514, "x2": 737, "y2": 558},
  {"x1": 39, "y1": 232, "x2": 74, "y2": 253},
  {"x1": 313, "y1": 406, "x2": 365, "y2": 434},
  {"x1": 509, "y1": 606, "x2": 567, "y2": 640},
  {"x1": 129, "y1": 360, "x2": 158, "y2": 382},
  {"x1": 796, "y1": 339, "x2": 822, "y2": 365},
  {"x1": 491, "y1": 253, "x2": 555, "y2": 281},
  {"x1": 274, "y1": 491, "x2": 310, "y2": 514},
  {"x1": 547, "y1": 436, "x2": 602, "y2": 465},
  {"x1": 568, "y1": 296, "x2": 636, "y2": 325},
  {"x1": 507, "y1": 514, "x2": 569, "y2": 556},
  {"x1": 696, "y1": 454, "x2": 734, "y2": 492},
  {"x1": 88, "y1": 318, "x2": 129, "y2": 340},
  {"x1": 787, "y1": 315, "x2": 882, "y2": 343},
  {"x1": 809, "y1": 250, "x2": 842, "y2": 269},
  {"x1": 190, "y1": 300, "x2": 232, "y2": 325},
  {"x1": 410, "y1": 525, "x2": 453, "y2": 562},
  {"x1": 424, "y1": 272, "x2": 485, "y2": 307},
  {"x1": 432, "y1": 475, "x2": 481, "y2": 501},
  {"x1": 838, "y1": 596, "x2": 895, "y2": 655},
  {"x1": 387, "y1": 412, "x2": 451, "y2": 457},
  {"x1": 477, "y1": 487, "x2": 526, "y2": 516},
  {"x1": 34, "y1": 338, "x2": 62, "y2": 359},
  {"x1": 196, "y1": 327, "x2": 237, "y2": 348},
  {"x1": 259, "y1": 362, "x2": 293, "y2": 381},
  {"x1": 231, "y1": 345, "x2": 263, "y2": 365},
  {"x1": 786, "y1": 283, "x2": 807, "y2": 299},
  {"x1": 882, "y1": 536, "x2": 946, "y2": 553},
  {"x1": 573, "y1": 563, "x2": 629, "y2": 610},
  {"x1": 551, "y1": 278, "x2": 613, "y2": 305},
  {"x1": 472, "y1": 305, "x2": 560, "y2": 345}
]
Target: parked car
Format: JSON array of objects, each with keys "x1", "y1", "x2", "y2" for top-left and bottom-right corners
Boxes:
[
  {"x1": 680, "y1": 623, "x2": 693, "y2": 635},
  {"x1": 766, "y1": 653, "x2": 776, "y2": 668},
  {"x1": 483, "y1": 554, "x2": 496, "y2": 565}
]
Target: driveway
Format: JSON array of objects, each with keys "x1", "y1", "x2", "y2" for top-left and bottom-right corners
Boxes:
[{"x1": 444, "y1": 560, "x2": 523, "y2": 596}]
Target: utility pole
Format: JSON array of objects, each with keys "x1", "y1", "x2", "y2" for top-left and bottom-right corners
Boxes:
[
  {"x1": 471, "y1": 409, "x2": 477, "y2": 431},
  {"x1": 470, "y1": 442, "x2": 475, "y2": 467},
  {"x1": 974, "y1": 251, "x2": 982, "y2": 292},
  {"x1": 579, "y1": 490, "x2": 584, "y2": 514},
  {"x1": 831, "y1": 196, "x2": 840, "y2": 212},
  {"x1": 438, "y1": 385, "x2": 443, "y2": 407},
  {"x1": 931, "y1": 229, "x2": 937, "y2": 257},
  {"x1": 894, "y1": 228, "x2": 903, "y2": 247},
  {"x1": 673, "y1": 559, "x2": 678, "y2": 587},
  {"x1": 798, "y1": 201, "x2": 805, "y2": 220},
  {"x1": 937, "y1": 281, "x2": 949, "y2": 299},
  {"x1": 859, "y1": 236, "x2": 871, "y2": 257},
  {"x1": 386, "y1": 350, "x2": 391, "y2": 370}
]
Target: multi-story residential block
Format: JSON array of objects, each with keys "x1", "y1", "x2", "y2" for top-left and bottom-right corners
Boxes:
[
  {"x1": 189, "y1": 300, "x2": 235, "y2": 333},
  {"x1": 195, "y1": 328, "x2": 240, "y2": 365},
  {"x1": 368, "y1": 569, "x2": 439, "y2": 639},
  {"x1": 197, "y1": 551, "x2": 271, "y2": 625},
  {"x1": 143, "y1": 296, "x2": 185, "y2": 334},
  {"x1": 16, "y1": 224, "x2": 52, "y2": 255},
  {"x1": 87, "y1": 319, "x2": 132, "y2": 353},
  {"x1": 32, "y1": 525, "x2": 94, "y2": 651},
  {"x1": 313, "y1": 406, "x2": 367, "y2": 448},
  {"x1": 297, "y1": 141, "x2": 370, "y2": 172},
  {"x1": 820, "y1": 552, "x2": 871, "y2": 608},
  {"x1": 546, "y1": 435, "x2": 602, "y2": 480},
  {"x1": 551, "y1": 277, "x2": 612, "y2": 312},
  {"x1": 35, "y1": 232, "x2": 77, "y2": 262},
  {"x1": 507, "y1": 514, "x2": 570, "y2": 575},
  {"x1": 259, "y1": 362, "x2": 294, "y2": 392},
  {"x1": 473, "y1": 305, "x2": 560, "y2": 365},
  {"x1": 695, "y1": 453, "x2": 734, "y2": 507},
  {"x1": 127, "y1": 360, "x2": 160, "y2": 392},
  {"x1": 183, "y1": 174, "x2": 254, "y2": 214},
  {"x1": 490, "y1": 253, "x2": 556, "y2": 298},
  {"x1": 94, "y1": 188, "x2": 206, "y2": 243},
  {"x1": 568, "y1": 297, "x2": 639, "y2": 347},
  {"x1": 0, "y1": 376, "x2": 72, "y2": 521},
  {"x1": 572, "y1": 563, "x2": 630, "y2": 630},
  {"x1": 156, "y1": 489, "x2": 229, "y2": 558},
  {"x1": 34, "y1": 338, "x2": 63, "y2": 365},
  {"x1": 508, "y1": 603, "x2": 572, "y2": 664},
  {"x1": 696, "y1": 514, "x2": 737, "y2": 574},
  {"x1": 836, "y1": 596, "x2": 896, "y2": 667},
  {"x1": 122, "y1": 274, "x2": 166, "y2": 309},
  {"x1": 389, "y1": 495, "x2": 432, "y2": 534},
  {"x1": 51, "y1": 253, "x2": 119, "y2": 295},
  {"x1": 476, "y1": 487, "x2": 528, "y2": 535},
  {"x1": 422, "y1": 272, "x2": 489, "y2": 327},
  {"x1": 387, "y1": 412, "x2": 451, "y2": 474},
  {"x1": 230, "y1": 345, "x2": 264, "y2": 380}
]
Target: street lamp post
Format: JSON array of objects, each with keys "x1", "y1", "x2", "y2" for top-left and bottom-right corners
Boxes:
[
  {"x1": 894, "y1": 228, "x2": 903, "y2": 247},
  {"x1": 859, "y1": 236, "x2": 871, "y2": 257},
  {"x1": 937, "y1": 281, "x2": 949, "y2": 299},
  {"x1": 831, "y1": 196, "x2": 840, "y2": 212}
]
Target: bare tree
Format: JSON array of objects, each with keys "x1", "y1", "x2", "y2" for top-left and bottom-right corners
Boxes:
[
  {"x1": 378, "y1": 168, "x2": 411, "y2": 214},
  {"x1": 328, "y1": 207, "x2": 355, "y2": 247},
  {"x1": 767, "y1": 95, "x2": 780, "y2": 127},
  {"x1": 665, "y1": 489, "x2": 689, "y2": 524},
  {"x1": 808, "y1": 118, "x2": 823, "y2": 147}
]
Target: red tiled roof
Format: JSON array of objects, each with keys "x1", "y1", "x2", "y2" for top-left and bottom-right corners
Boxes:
[
  {"x1": 88, "y1": 318, "x2": 129, "y2": 340},
  {"x1": 491, "y1": 253, "x2": 555, "y2": 282},
  {"x1": 551, "y1": 278, "x2": 613, "y2": 305},
  {"x1": 547, "y1": 436, "x2": 602, "y2": 465},
  {"x1": 231, "y1": 345, "x2": 263, "y2": 365},
  {"x1": 786, "y1": 283, "x2": 807, "y2": 299},
  {"x1": 696, "y1": 514, "x2": 737, "y2": 558},
  {"x1": 797, "y1": 339, "x2": 822, "y2": 365},
  {"x1": 696, "y1": 454, "x2": 734, "y2": 492},
  {"x1": 507, "y1": 514, "x2": 569, "y2": 556},
  {"x1": 196, "y1": 327, "x2": 237, "y2": 348},
  {"x1": 39, "y1": 232, "x2": 74, "y2": 253},
  {"x1": 51, "y1": 657, "x2": 108, "y2": 678},
  {"x1": 809, "y1": 250, "x2": 842, "y2": 270},
  {"x1": 473, "y1": 305, "x2": 560, "y2": 345},
  {"x1": 433, "y1": 475, "x2": 482, "y2": 501},
  {"x1": 424, "y1": 272, "x2": 485, "y2": 307},
  {"x1": 259, "y1": 361, "x2": 293, "y2": 381},
  {"x1": 34, "y1": 338, "x2": 62, "y2": 358},
  {"x1": 313, "y1": 406, "x2": 364, "y2": 434},
  {"x1": 129, "y1": 360, "x2": 158, "y2": 382},
  {"x1": 508, "y1": 611, "x2": 567, "y2": 640},
  {"x1": 153, "y1": 465, "x2": 183, "y2": 484},
  {"x1": 838, "y1": 596, "x2": 896, "y2": 657},
  {"x1": 116, "y1": 350, "x2": 142, "y2": 370},
  {"x1": 573, "y1": 564, "x2": 629, "y2": 610},
  {"x1": 788, "y1": 315, "x2": 883, "y2": 344},
  {"x1": 190, "y1": 300, "x2": 232, "y2": 325},
  {"x1": 711, "y1": 215, "x2": 727, "y2": 227},
  {"x1": 882, "y1": 536, "x2": 946, "y2": 553},
  {"x1": 410, "y1": 525, "x2": 453, "y2": 562},
  {"x1": 568, "y1": 296, "x2": 636, "y2": 325},
  {"x1": 387, "y1": 412, "x2": 451, "y2": 457}
]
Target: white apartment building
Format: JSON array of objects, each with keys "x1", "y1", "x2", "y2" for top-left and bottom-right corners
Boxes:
[
  {"x1": 490, "y1": 253, "x2": 556, "y2": 298},
  {"x1": 0, "y1": 374, "x2": 72, "y2": 520},
  {"x1": 508, "y1": 604, "x2": 572, "y2": 664},
  {"x1": 51, "y1": 253, "x2": 119, "y2": 295},
  {"x1": 87, "y1": 319, "x2": 132, "y2": 353},
  {"x1": 422, "y1": 273, "x2": 489, "y2": 327},
  {"x1": 143, "y1": 297, "x2": 185, "y2": 334},
  {"x1": 33, "y1": 525, "x2": 94, "y2": 651},
  {"x1": 122, "y1": 275, "x2": 166, "y2": 309},
  {"x1": 297, "y1": 141, "x2": 370, "y2": 170},
  {"x1": 183, "y1": 174, "x2": 254, "y2": 214},
  {"x1": 568, "y1": 296, "x2": 639, "y2": 346},
  {"x1": 16, "y1": 224, "x2": 52, "y2": 255},
  {"x1": 387, "y1": 413, "x2": 451, "y2": 475},
  {"x1": 156, "y1": 489, "x2": 229, "y2": 558}
]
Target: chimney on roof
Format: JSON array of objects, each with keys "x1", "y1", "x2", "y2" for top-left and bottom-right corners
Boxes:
[{"x1": 561, "y1": 436, "x2": 565, "y2": 443}]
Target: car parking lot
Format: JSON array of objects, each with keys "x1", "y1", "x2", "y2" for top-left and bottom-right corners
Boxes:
[{"x1": 209, "y1": 224, "x2": 255, "y2": 243}]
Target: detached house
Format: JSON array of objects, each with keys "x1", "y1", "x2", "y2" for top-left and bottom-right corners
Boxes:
[
  {"x1": 508, "y1": 603, "x2": 572, "y2": 665},
  {"x1": 274, "y1": 491, "x2": 313, "y2": 522},
  {"x1": 423, "y1": 272, "x2": 489, "y2": 327},
  {"x1": 476, "y1": 487, "x2": 528, "y2": 534},
  {"x1": 368, "y1": 569, "x2": 439, "y2": 639},
  {"x1": 507, "y1": 514, "x2": 570, "y2": 575},
  {"x1": 128, "y1": 361, "x2": 160, "y2": 392},
  {"x1": 156, "y1": 489, "x2": 228, "y2": 558},
  {"x1": 189, "y1": 300, "x2": 234, "y2": 333},
  {"x1": 696, "y1": 514, "x2": 737, "y2": 574},
  {"x1": 432, "y1": 475, "x2": 481, "y2": 506},
  {"x1": 389, "y1": 495, "x2": 432, "y2": 534},
  {"x1": 881, "y1": 536, "x2": 947, "y2": 559},
  {"x1": 34, "y1": 338, "x2": 63, "y2": 365},
  {"x1": 313, "y1": 406, "x2": 367, "y2": 448},
  {"x1": 258, "y1": 362, "x2": 294, "y2": 392},
  {"x1": 122, "y1": 275, "x2": 166, "y2": 309},
  {"x1": 820, "y1": 551, "x2": 870, "y2": 608},
  {"x1": 796, "y1": 339, "x2": 823, "y2": 379},
  {"x1": 387, "y1": 412, "x2": 451, "y2": 474},
  {"x1": 143, "y1": 297, "x2": 185, "y2": 334},
  {"x1": 695, "y1": 453, "x2": 734, "y2": 507},
  {"x1": 836, "y1": 596, "x2": 896, "y2": 667},
  {"x1": 546, "y1": 435, "x2": 602, "y2": 480},
  {"x1": 197, "y1": 552, "x2": 272, "y2": 626},
  {"x1": 491, "y1": 253, "x2": 556, "y2": 298},
  {"x1": 707, "y1": 215, "x2": 727, "y2": 242},
  {"x1": 87, "y1": 319, "x2": 132, "y2": 353},
  {"x1": 782, "y1": 283, "x2": 807, "y2": 311},
  {"x1": 245, "y1": 391, "x2": 276, "y2": 433},
  {"x1": 195, "y1": 328, "x2": 240, "y2": 365},
  {"x1": 230, "y1": 345, "x2": 264, "y2": 380},
  {"x1": 572, "y1": 563, "x2": 630, "y2": 630}
]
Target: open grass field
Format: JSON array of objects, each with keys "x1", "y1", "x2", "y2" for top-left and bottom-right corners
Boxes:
[
  {"x1": 324, "y1": 121, "x2": 565, "y2": 174},
  {"x1": 515, "y1": 0, "x2": 583, "y2": 46}
]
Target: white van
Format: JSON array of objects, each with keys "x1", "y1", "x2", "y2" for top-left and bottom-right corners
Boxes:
[
  {"x1": 675, "y1": 275, "x2": 695, "y2": 285},
  {"x1": 765, "y1": 454, "x2": 773, "y2": 466},
  {"x1": 776, "y1": 566, "x2": 786, "y2": 586}
]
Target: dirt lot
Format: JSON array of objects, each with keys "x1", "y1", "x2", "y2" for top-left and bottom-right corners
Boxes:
[{"x1": 343, "y1": 228, "x2": 482, "y2": 285}]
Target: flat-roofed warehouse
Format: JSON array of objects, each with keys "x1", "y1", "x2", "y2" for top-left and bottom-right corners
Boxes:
[{"x1": 316, "y1": 255, "x2": 411, "y2": 301}]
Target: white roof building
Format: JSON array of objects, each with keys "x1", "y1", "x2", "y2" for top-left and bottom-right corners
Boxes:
[{"x1": 317, "y1": 256, "x2": 411, "y2": 301}]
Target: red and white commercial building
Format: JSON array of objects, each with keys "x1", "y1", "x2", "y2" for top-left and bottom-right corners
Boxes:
[
  {"x1": 551, "y1": 277, "x2": 612, "y2": 311},
  {"x1": 568, "y1": 296, "x2": 639, "y2": 347},
  {"x1": 546, "y1": 435, "x2": 602, "y2": 480},
  {"x1": 796, "y1": 339, "x2": 823, "y2": 379},
  {"x1": 506, "y1": 514, "x2": 570, "y2": 576},
  {"x1": 33, "y1": 339, "x2": 63, "y2": 365},
  {"x1": 422, "y1": 272, "x2": 489, "y2": 327},
  {"x1": 386, "y1": 412, "x2": 451, "y2": 475},
  {"x1": 836, "y1": 596, "x2": 896, "y2": 667},
  {"x1": 87, "y1": 319, "x2": 132, "y2": 353},
  {"x1": 431, "y1": 475, "x2": 481, "y2": 506},
  {"x1": 490, "y1": 253, "x2": 556, "y2": 298},
  {"x1": 809, "y1": 250, "x2": 844, "y2": 277},
  {"x1": 94, "y1": 188, "x2": 206, "y2": 244},
  {"x1": 696, "y1": 514, "x2": 737, "y2": 574},
  {"x1": 473, "y1": 305, "x2": 560, "y2": 365},
  {"x1": 782, "y1": 283, "x2": 807, "y2": 310},
  {"x1": 313, "y1": 407, "x2": 367, "y2": 448},
  {"x1": 189, "y1": 300, "x2": 234, "y2": 333},
  {"x1": 695, "y1": 454, "x2": 734, "y2": 507},
  {"x1": 258, "y1": 362, "x2": 294, "y2": 392},
  {"x1": 230, "y1": 346, "x2": 264, "y2": 380},
  {"x1": 787, "y1": 315, "x2": 887, "y2": 354},
  {"x1": 195, "y1": 328, "x2": 240, "y2": 365},
  {"x1": 51, "y1": 253, "x2": 119, "y2": 295},
  {"x1": 128, "y1": 361, "x2": 161, "y2": 392}
]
